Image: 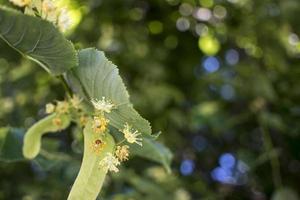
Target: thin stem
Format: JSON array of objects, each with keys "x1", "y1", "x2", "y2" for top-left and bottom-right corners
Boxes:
[
  {"x1": 260, "y1": 125, "x2": 282, "y2": 189},
  {"x1": 116, "y1": 139, "x2": 126, "y2": 146},
  {"x1": 58, "y1": 75, "x2": 73, "y2": 98}
]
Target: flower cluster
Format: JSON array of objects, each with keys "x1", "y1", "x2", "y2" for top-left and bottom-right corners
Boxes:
[
  {"x1": 90, "y1": 97, "x2": 144, "y2": 173},
  {"x1": 92, "y1": 115, "x2": 109, "y2": 134},
  {"x1": 115, "y1": 145, "x2": 129, "y2": 161},
  {"x1": 70, "y1": 95, "x2": 82, "y2": 110},
  {"x1": 44, "y1": 95, "x2": 144, "y2": 173},
  {"x1": 91, "y1": 97, "x2": 115, "y2": 113},
  {"x1": 46, "y1": 96, "x2": 82, "y2": 113},
  {"x1": 45, "y1": 95, "x2": 84, "y2": 127},
  {"x1": 99, "y1": 145, "x2": 130, "y2": 172},
  {"x1": 9, "y1": 0, "x2": 72, "y2": 32},
  {"x1": 99, "y1": 153, "x2": 120, "y2": 173},
  {"x1": 46, "y1": 97, "x2": 76, "y2": 115}
]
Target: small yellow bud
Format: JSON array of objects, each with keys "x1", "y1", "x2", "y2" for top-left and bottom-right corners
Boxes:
[
  {"x1": 79, "y1": 115, "x2": 88, "y2": 127},
  {"x1": 99, "y1": 153, "x2": 120, "y2": 173},
  {"x1": 92, "y1": 116, "x2": 109, "y2": 134},
  {"x1": 52, "y1": 117, "x2": 62, "y2": 128},
  {"x1": 45, "y1": 103, "x2": 55, "y2": 114},
  {"x1": 56, "y1": 100, "x2": 69, "y2": 114},
  {"x1": 70, "y1": 95, "x2": 82, "y2": 110}
]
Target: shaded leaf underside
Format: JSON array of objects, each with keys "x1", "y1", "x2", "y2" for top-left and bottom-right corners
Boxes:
[{"x1": 130, "y1": 138, "x2": 173, "y2": 173}]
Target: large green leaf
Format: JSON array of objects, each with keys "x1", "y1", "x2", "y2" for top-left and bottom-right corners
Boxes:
[
  {"x1": 0, "y1": 127, "x2": 24, "y2": 162},
  {"x1": 67, "y1": 48, "x2": 151, "y2": 136},
  {"x1": 130, "y1": 138, "x2": 173, "y2": 173},
  {"x1": 68, "y1": 120, "x2": 115, "y2": 200},
  {"x1": 0, "y1": 6, "x2": 77, "y2": 75},
  {"x1": 23, "y1": 113, "x2": 71, "y2": 159}
]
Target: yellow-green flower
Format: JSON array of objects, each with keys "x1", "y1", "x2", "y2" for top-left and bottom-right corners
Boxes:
[
  {"x1": 92, "y1": 116, "x2": 109, "y2": 134},
  {"x1": 91, "y1": 97, "x2": 115, "y2": 113},
  {"x1": 115, "y1": 145, "x2": 130, "y2": 161},
  {"x1": 99, "y1": 152, "x2": 120, "y2": 173}
]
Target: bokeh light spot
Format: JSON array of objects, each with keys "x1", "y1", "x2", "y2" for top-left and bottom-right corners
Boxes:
[
  {"x1": 219, "y1": 153, "x2": 235, "y2": 169},
  {"x1": 225, "y1": 49, "x2": 239, "y2": 65},
  {"x1": 198, "y1": 35, "x2": 220, "y2": 55},
  {"x1": 195, "y1": 23, "x2": 209, "y2": 36},
  {"x1": 203, "y1": 56, "x2": 220, "y2": 73},
  {"x1": 213, "y1": 5, "x2": 227, "y2": 20},
  {"x1": 179, "y1": 3, "x2": 194, "y2": 16},
  {"x1": 180, "y1": 159, "x2": 195, "y2": 176},
  {"x1": 176, "y1": 17, "x2": 190, "y2": 31},
  {"x1": 166, "y1": 0, "x2": 180, "y2": 6},
  {"x1": 211, "y1": 153, "x2": 249, "y2": 185},
  {"x1": 220, "y1": 84, "x2": 235, "y2": 100},
  {"x1": 194, "y1": 8, "x2": 212, "y2": 21},
  {"x1": 288, "y1": 33, "x2": 299, "y2": 46},
  {"x1": 148, "y1": 21, "x2": 163, "y2": 34},
  {"x1": 199, "y1": 0, "x2": 214, "y2": 8},
  {"x1": 129, "y1": 8, "x2": 144, "y2": 21},
  {"x1": 56, "y1": 0, "x2": 83, "y2": 33},
  {"x1": 211, "y1": 167, "x2": 235, "y2": 183},
  {"x1": 197, "y1": 101, "x2": 219, "y2": 116}
]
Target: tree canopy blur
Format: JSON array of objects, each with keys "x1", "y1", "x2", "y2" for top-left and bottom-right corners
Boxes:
[{"x1": 0, "y1": 0, "x2": 300, "y2": 199}]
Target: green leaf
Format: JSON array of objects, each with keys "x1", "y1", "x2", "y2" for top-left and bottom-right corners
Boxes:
[
  {"x1": 124, "y1": 170, "x2": 168, "y2": 199},
  {"x1": 23, "y1": 113, "x2": 71, "y2": 159},
  {"x1": 0, "y1": 127, "x2": 24, "y2": 162},
  {"x1": 0, "y1": 6, "x2": 77, "y2": 75},
  {"x1": 67, "y1": 48, "x2": 151, "y2": 136},
  {"x1": 130, "y1": 138, "x2": 173, "y2": 173},
  {"x1": 67, "y1": 120, "x2": 115, "y2": 200}
]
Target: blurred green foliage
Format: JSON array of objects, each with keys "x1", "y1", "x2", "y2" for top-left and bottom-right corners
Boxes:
[{"x1": 1, "y1": 0, "x2": 300, "y2": 199}]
